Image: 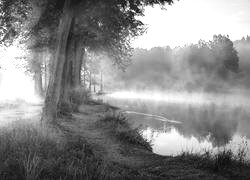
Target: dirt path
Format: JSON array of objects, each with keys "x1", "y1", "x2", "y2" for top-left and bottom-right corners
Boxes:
[
  {"x1": 59, "y1": 103, "x2": 225, "y2": 179},
  {"x1": 60, "y1": 104, "x2": 148, "y2": 167}
]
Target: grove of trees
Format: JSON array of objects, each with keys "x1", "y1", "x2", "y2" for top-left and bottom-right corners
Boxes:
[
  {"x1": 0, "y1": 0, "x2": 174, "y2": 123},
  {"x1": 113, "y1": 35, "x2": 245, "y2": 92}
]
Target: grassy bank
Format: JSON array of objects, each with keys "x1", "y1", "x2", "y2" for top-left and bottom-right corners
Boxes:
[
  {"x1": 97, "y1": 110, "x2": 250, "y2": 179},
  {"x1": 1, "y1": 102, "x2": 250, "y2": 179},
  {"x1": 0, "y1": 121, "x2": 108, "y2": 180},
  {"x1": 177, "y1": 147, "x2": 250, "y2": 179},
  {"x1": 97, "y1": 112, "x2": 152, "y2": 152}
]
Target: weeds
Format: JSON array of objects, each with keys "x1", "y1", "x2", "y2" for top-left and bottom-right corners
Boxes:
[
  {"x1": 99, "y1": 112, "x2": 152, "y2": 151},
  {"x1": 0, "y1": 121, "x2": 108, "y2": 180},
  {"x1": 179, "y1": 144, "x2": 250, "y2": 178}
]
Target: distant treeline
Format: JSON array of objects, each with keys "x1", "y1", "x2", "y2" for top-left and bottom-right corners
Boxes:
[{"x1": 115, "y1": 35, "x2": 250, "y2": 92}]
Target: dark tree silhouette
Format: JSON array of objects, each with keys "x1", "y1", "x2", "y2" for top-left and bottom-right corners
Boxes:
[
  {"x1": 210, "y1": 35, "x2": 239, "y2": 73},
  {"x1": 0, "y1": 0, "x2": 175, "y2": 123}
]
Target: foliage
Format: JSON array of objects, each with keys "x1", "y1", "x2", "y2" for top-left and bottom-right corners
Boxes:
[
  {"x1": 0, "y1": 0, "x2": 32, "y2": 46},
  {"x1": 0, "y1": 0, "x2": 175, "y2": 66},
  {"x1": 234, "y1": 35, "x2": 250, "y2": 87},
  {"x1": 210, "y1": 34, "x2": 239, "y2": 73},
  {"x1": 113, "y1": 35, "x2": 242, "y2": 92}
]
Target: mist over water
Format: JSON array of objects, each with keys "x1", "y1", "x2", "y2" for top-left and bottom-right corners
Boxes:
[
  {"x1": 0, "y1": 46, "x2": 42, "y2": 126},
  {"x1": 107, "y1": 90, "x2": 250, "y2": 107},
  {"x1": 101, "y1": 90, "x2": 250, "y2": 158},
  {"x1": 95, "y1": 37, "x2": 250, "y2": 157}
]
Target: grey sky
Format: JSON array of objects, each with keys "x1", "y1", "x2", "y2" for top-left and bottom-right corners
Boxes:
[{"x1": 133, "y1": 0, "x2": 250, "y2": 49}]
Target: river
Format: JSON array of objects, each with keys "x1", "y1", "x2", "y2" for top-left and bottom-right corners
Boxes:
[{"x1": 99, "y1": 91, "x2": 250, "y2": 158}]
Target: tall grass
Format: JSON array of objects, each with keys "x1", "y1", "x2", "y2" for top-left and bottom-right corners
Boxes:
[
  {"x1": 99, "y1": 112, "x2": 152, "y2": 152},
  {"x1": 179, "y1": 143, "x2": 250, "y2": 178},
  {"x1": 0, "y1": 121, "x2": 107, "y2": 180}
]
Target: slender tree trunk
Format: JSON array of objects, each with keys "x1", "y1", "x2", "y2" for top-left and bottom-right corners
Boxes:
[
  {"x1": 93, "y1": 74, "x2": 96, "y2": 93},
  {"x1": 100, "y1": 71, "x2": 103, "y2": 92},
  {"x1": 83, "y1": 68, "x2": 86, "y2": 88},
  {"x1": 33, "y1": 52, "x2": 43, "y2": 97},
  {"x1": 44, "y1": 47, "x2": 50, "y2": 92},
  {"x1": 44, "y1": 59, "x2": 47, "y2": 91},
  {"x1": 43, "y1": 0, "x2": 74, "y2": 123},
  {"x1": 89, "y1": 72, "x2": 92, "y2": 92},
  {"x1": 34, "y1": 65, "x2": 43, "y2": 97},
  {"x1": 83, "y1": 54, "x2": 86, "y2": 88}
]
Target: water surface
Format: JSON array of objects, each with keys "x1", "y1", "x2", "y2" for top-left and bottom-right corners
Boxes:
[{"x1": 100, "y1": 91, "x2": 250, "y2": 157}]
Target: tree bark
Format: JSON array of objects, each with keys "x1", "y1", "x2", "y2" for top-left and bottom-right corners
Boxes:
[
  {"x1": 58, "y1": 34, "x2": 84, "y2": 107},
  {"x1": 43, "y1": 0, "x2": 74, "y2": 123},
  {"x1": 83, "y1": 54, "x2": 86, "y2": 88},
  {"x1": 100, "y1": 71, "x2": 103, "y2": 92},
  {"x1": 44, "y1": 47, "x2": 51, "y2": 92},
  {"x1": 89, "y1": 72, "x2": 92, "y2": 92},
  {"x1": 59, "y1": 32, "x2": 75, "y2": 106},
  {"x1": 93, "y1": 74, "x2": 96, "y2": 93},
  {"x1": 34, "y1": 64, "x2": 43, "y2": 97},
  {"x1": 72, "y1": 37, "x2": 84, "y2": 87}
]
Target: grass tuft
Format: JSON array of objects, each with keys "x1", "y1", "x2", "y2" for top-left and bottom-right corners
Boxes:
[
  {"x1": 179, "y1": 144, "x2": 250, "y2": 178},
  {"x1": 99, "y1": 112, "x2": 152, "y2": 152},
  {"x1": 0, "y1": 121, "x2": 108, "y2": 180}
]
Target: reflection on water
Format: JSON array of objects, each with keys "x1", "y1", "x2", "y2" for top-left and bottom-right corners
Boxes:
[
  {"x1": 100, "y1": 91, "x2": 250, "y2": 158},
  {"x1": 143, "y1": 127, "x2": 213, "y2": 156}
]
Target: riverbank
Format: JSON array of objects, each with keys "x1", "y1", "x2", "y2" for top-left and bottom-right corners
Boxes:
[{"x1": 0, "y1": 101, "x2": 249, "y2": 179}]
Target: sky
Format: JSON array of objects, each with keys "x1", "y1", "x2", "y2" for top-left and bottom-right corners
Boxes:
[{"x1": 132, "y1": 0, "x2": 250, "y2": 49}]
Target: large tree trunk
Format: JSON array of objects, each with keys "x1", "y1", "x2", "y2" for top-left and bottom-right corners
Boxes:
[
  {"x1": 43, "y1": 0, "x2": 74, "y2": 123},
  {"x1": 59, "y1": 32, "x2": 75, "y2": 107},
  {"x1": 58, "y1": 34, "x2": 84, "y2": 109},
  {"x1": 72, "y1": 37, "x2": 84, "y2": 87}
]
